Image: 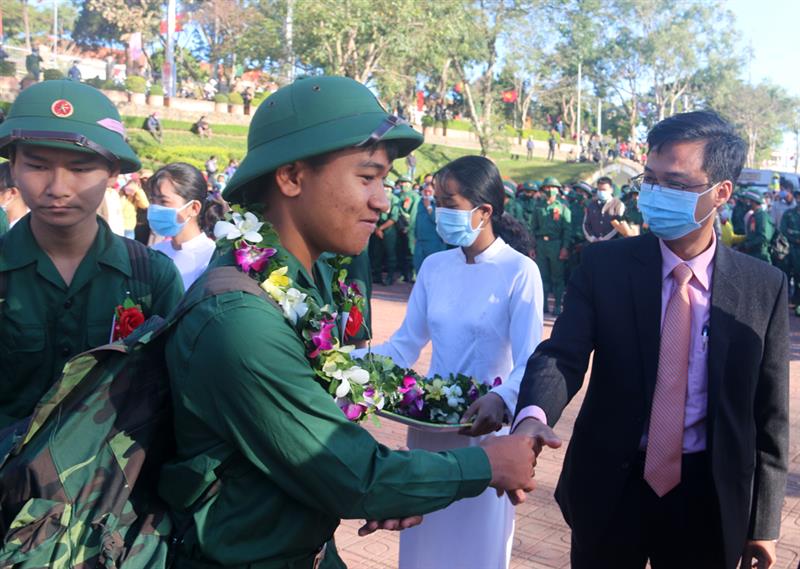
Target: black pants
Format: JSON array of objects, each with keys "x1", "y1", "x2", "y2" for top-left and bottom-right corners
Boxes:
[{"x1": 571, "y1": 452, "x2": 727, "y2": 569}]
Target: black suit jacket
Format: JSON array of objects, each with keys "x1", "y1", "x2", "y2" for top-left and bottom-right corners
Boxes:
[{"x1": 516, "y1": 233, "x2": 789, "y2": 568}]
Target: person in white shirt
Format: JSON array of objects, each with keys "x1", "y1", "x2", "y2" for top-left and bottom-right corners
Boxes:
[
  {"x1": 0, "y1": 163, "x2": 29, "y2": 228},
  {"x1": 147, "y1": 162, "x2": 226, "y2": 289},
  {"x1": 357, "y1": 155, "x2": 544, "y2": 569}
]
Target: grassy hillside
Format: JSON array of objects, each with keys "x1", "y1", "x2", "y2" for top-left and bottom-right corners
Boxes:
[{"x1": 128, "y1": 120, "x2": 596, "y2": 183}]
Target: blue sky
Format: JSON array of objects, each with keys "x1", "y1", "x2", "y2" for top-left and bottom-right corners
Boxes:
[{"x1": 727, "y1": 0, "x2": 800, "y2": 96}]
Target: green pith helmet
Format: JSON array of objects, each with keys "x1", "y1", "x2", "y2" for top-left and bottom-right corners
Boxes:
[
  {"x1": 572, "y1": 181, "x2": 593, "y2": 196},
  {"x1": 0, "y1": 80, "x2": 140, "y2": 173},
  {"x1": 383, "y1": 178, "x2": 395, "y2": 189},
  {"x1": 502, "y1": 180, "x2": 516, "y2": 198},
  {"x1": 224, "y1": 76, "x2": 424, "y2": 205},
  {"x1": 533, "y1": 179, "x2": 543, "y2": 188},
  {"x1": 541, "y1": 176, "x2": 562, "y2": 188},
  {"x1": 522, "y1": 180, "x2": 538, "y2": 192},
  {"x1": 743, "y1": 189, "x2": 764, "y2": 205},
  {"x1": 396, "y1": 175, "x2": 412, "y2": 184}
]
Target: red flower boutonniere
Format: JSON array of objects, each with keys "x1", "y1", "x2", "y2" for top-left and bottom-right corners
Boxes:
[
  {"x1": 111, "y1": 296, "x2": 145, "y2": 342},
  {"x1": 553, "y1": 207, "x2": 561, "y2": 221},
  {"x1": 345, "y1": 305, "x2": 364, "y2": 340}
]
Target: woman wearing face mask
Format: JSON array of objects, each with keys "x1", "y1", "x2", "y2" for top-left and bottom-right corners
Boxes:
[
  {"x1": 148, "y1": 162, "x2": 227, "y2": 289},
  {"x1": 356, "y1": 155, "x2": 544, "y2": 569}
]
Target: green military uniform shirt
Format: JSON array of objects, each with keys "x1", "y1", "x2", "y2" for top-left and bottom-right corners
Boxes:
[
  {"x1": 533, "y1": 200, "x2": 572, "y2": 245},
  {"x1": 742, "y1": 208, "x2": 774, "y2": 263},
  {"x1": 160, "y1": 247, "x2": 491, "y2": 568},
  {"x1": 0, "y1": 215, "x2": 183, "y2": 428}
]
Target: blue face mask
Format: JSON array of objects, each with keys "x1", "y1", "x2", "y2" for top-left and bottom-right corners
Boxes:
[
  {"x1": 638, "y1": 182, "x2": 718, "y2": 241},
  {"x1": 435, "y1": 206, "x2": 484, "y2": 247},
  {"x1": 147, "y1": 202, "x2": 195, "y2": 237},
  {"x1": 596, "y1": 190, "x2": 612, "y2": 202}
]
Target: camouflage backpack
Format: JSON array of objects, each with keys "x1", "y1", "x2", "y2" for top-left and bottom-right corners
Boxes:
[{"x1": 0, "y1": 266, "x2": 269, "y2": 569}]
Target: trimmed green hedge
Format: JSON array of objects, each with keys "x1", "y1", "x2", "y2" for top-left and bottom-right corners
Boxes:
[
  {"x1": 125, "y1": 75, "x2": 147, "y2": 94},
  {"x1": 149, "y1": 83, "x2": 164, "y2": 96},
  {"x1": 43, "y1": 68, "x2": 64, "y2": 81},
  {"x1": 228, "y1": 92, "x2": 243, "y2": 105},
  {"x1": 213, "y1": 93, "x2": 229, "y2": 103},
  {"x1": 0, "y1": 61, "x2": 15, "y2": 77}
]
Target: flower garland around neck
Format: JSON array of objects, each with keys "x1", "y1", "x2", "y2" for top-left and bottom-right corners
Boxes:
[
  {"x1": 213, "y1": 206, "x2": 501, "y2": 424},
  {"x1": 213, "y1": 206, "x2": 377, "y2": 421}
]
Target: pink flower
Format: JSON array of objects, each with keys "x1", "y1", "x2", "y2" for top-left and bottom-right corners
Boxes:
[
  {"x1": 308, "y1": 317, "x2": 336, "y2": 358},
  {"x1": 339, "y1": 400, "x2": 367, "y2": 421},
  {"x1": 234, "y1": 243, "x2": 276, "y2": 273},
  {"x1": 492, "y1": 376, "x2": 503, "y2": 387},
  {"x1": 397, "y1": 376, "x2": 425, "y2": 417}
]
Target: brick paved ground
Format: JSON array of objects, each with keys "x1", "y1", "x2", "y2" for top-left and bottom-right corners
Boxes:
[{"x1": 334, "y1": 282, "x2": 800, "y2": 569}]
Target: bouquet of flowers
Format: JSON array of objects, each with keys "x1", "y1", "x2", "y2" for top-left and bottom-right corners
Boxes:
[{"x1": 356, "y1": 354, "x2": 501, "y2": 426}]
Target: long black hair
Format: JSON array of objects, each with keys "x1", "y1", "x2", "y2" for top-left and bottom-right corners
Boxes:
[
  {"x1": 433, "y1": 155, "x2": 534, "y2": 256},
  {"x1": 148, "y1": 162, "x2": 227, "y2": 237}
]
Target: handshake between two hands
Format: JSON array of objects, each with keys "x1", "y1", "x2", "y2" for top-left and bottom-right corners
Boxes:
[{"x1": 358, "y1": 418, "x2": 561, "y2": 537}]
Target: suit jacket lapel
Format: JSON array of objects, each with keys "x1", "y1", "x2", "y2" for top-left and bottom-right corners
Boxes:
[
  {"x1": 629, "y1": 234, "x2": 663, "y2": 406},
  {"x1": 707, "y1": 244, "x2": 741, "y2": 427}
]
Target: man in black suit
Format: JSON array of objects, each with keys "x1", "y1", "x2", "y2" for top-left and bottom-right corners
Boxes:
[{"x1": 514, "y1": 111, "x2": 788, "y2": 569}]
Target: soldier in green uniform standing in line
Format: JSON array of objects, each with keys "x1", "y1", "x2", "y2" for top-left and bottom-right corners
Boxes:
[
  {"x1": 514, "y1": 181, "x2": 538, "y2": 229},
  {"x1": 0, "y1": 80, "x2": 183, "y2": 429},
  {"x1": 780, "y1": 187, "x2": 800, "y2": 307},
  {"x1": 159, "y1": 76, "x2": 545, "y2": 569},
  {"x1": 395, "y1": 175, "x2": 419, "y2": 282},
  {"x1": 739, "y1": 189, "x2": 774, "y2": 263},
  {"x1": 369, "y1": 179, "x2": 400, "y2": 285},
  {"x1": 731, "y1": 188, "x2": 749, "y2": 235},
  {"x1": 533, "y1": 176, "x2": 571, "y2": 315},
  {"x1": 621, "y1": 184, "x2": 646, "y2": 234},
  {"x1": 503, "y1": 180, "x2": 524, "y2": 223},
  {"x1": 566, "y1": 181, "x2": 591, "y2": 280}
]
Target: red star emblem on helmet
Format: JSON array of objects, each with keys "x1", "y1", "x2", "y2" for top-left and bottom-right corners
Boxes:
[{"x1": 51, "y1": 99, "x2": 74, "y2": 118}]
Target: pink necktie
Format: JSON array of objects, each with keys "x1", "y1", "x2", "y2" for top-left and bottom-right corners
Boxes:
[{"x1": 644, "y1": 263, "x2": 693, "y2": 497}]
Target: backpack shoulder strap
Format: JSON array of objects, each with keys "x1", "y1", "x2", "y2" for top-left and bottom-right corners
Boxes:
[{"x1": 123, "y1": 237, "x2": 153, "y2": 310}]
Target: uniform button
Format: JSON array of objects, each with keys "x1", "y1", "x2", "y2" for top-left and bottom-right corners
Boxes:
[
  {"x1": 63, "y1": 298, "x2": 73, "y2": 309},
  {"x1": 61, "y1": 346, "x2": 71, "y2": 357}
]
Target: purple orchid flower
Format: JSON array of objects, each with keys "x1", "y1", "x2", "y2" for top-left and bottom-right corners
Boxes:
[
  {"x1": 235, "y1": 243, "x2": 276, "y2": 273},
  {"x1": 308, "y1": 317, "x2": 336, "y2": 358},
  {"x1": 349, "y1": 282, "x2": 362, "y2": 296},
  {"x1": 492, "y1": 376, "x2": 503, "y2": 387},
  {"x1": 339, "y1": 400, "x2": 367, "y2": 421},
  {"x1": 467, "y1": 384, "x2": 480, "y2": 402},
  {"x1": 397, "y1": 376, "x2": 426, "y2": 418}
]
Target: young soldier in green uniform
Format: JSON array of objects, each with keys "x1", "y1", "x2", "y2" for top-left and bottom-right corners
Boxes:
[
  {"x1": 739, "y1": 189, "x2": 774, "y2": 263},
  {"x1": 621, "y1": 185, "x2": 646, "y2": 233},
  {"x1": 533, "y1": 176, "x2": 571, "y2": 315},
  {"x1": 159, "y1": 76, "x2": 547, "y2": 569},
  {"x1": 566, "y1": 181, "x2": 591, "y2": 281},
  {"x1": 369, "y1": 179, "x2": 400, "y2": 285},
  {"x1": 395, "y1": 175, "x2": 419, "y2": 282},
  {"x1": 779, "y1": 189, "x2": 800, "y2": 306},
  {"x1": 515, "y1": 181, "x2": 538, "y2": 229},
  {"x1": 731, "y1": 188, "x2": 749, "y2": 235},
  {"x1": 0, "y1": 80, "x2": 183, "y2": 429}
]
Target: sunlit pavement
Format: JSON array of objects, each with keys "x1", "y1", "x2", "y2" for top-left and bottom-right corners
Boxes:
[{"x1": 334, "y1": 282, "x2": 800, "y2": 568}]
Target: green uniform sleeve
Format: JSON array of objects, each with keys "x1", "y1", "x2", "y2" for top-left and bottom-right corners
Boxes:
[
  {"x1": 0, "y1": 208, "x2": 9, "y2": 236},
  {"x1": 183, "y1": 297, "x2": 491, "y2": 520},
  {"x1": 146, "y1": 248, "x2": 185, "y2": 317},
  {"x1": 560, "y1": 205, "x2": 571, "y2": 247}
]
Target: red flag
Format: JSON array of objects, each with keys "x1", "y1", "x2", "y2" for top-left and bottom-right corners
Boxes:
[
  {"x1": 501, "y1": 89, "x2": 518, "y2": 103},
  {"x1": 416, "y1": 90, "x2": 424, "y2": 111}
]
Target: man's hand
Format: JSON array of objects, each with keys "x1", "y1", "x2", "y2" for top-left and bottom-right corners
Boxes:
[
  {"x1": 358, "y1": 516, "x2": 423, "y2": 537},
  {"x1": 375, "y1": 228, "x2": 384, "y2": 239},
  {"x1": 503, "y1": 418, "x2": 562, "y2": 504},
  {"x1": 740, "y1": 540, "x2": 776, "y2": 569},
  {"x1": 459, "y1": 393, "x2": 506, "y2": 436},
  {"x1": 480, "y1": 434, "x2": 537, "y2": 502},
  {"x1": 514, "y1": 417, "x2": 562, "y2": 456},
  {"x1": 559, "y1": 247, "x2": 569, "y2": 260}
]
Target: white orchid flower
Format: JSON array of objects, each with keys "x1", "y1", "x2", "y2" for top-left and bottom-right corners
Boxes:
[
  {"x1": 442, "y1": 385, "x2": 464, "y2": 408},
  {"x1": 279, "y1": 287, "x2": 309, "y2": 324},
  {"x1": 213, "y1": 211, "x2": 264, "y2": 243},
  {"x1": 332, "y1": 366, "x2": 371, "y2": 398}
]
